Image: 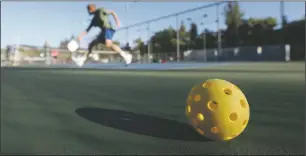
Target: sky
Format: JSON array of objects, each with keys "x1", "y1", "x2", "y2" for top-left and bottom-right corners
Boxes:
[{"x1": 1, "y1": 1, "x2": 305, "y2": 48}]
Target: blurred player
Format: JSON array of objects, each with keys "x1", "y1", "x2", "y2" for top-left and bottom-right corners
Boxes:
[{"x1": 77, "y1": 4, "x2": 132, "y2": 66}]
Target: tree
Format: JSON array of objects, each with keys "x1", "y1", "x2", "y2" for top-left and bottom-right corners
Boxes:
[
  {"x1": 178, "y1": 20, "x2": 189, "y2": 47},
  {"x1": 180, "y1": 20, "x2": 187, "y2": 35},
  {"x1": 189, "y1": 23, "x2": 198, "y2": 41},
  {"x1": 123, "y1": 42, "x2": 131, "y2": 51},
  {"x1": 224, "y1": 1, "x2": 244, "y2": 47},
  {"x1": 133, "y1": 38, "x2": 146, "y2": 55},
  {"x1": 245, "y1": 17, "x2": 277, "y2": 45},
  {"x1": 194, "y1": 29, "x2": 217, "y2": 50},
  {"x1": 189, "y1": 22, "x2": 198, "y2": 48},
  {"x1": 281, "y1": 19, "x2": 305, "y2": 60},
  {"x1": 59, "y1": 38, "x2": 70, "y2": 49},
  {"x1": 152, "y1": 27, "x2": 176, "y2": 53}
]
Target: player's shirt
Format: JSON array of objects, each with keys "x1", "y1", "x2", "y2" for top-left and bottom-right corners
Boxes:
[{"x1": 86, "y1": 8, "x2": 114, "y2": 32}]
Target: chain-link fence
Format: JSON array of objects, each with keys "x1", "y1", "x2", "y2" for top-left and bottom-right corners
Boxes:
[
  {"x1": 111, "y1": 1, "x2": 304, "y2": 63},
  {"x1": 2, "y1": 2, "x2": 304, "y2": 67}
]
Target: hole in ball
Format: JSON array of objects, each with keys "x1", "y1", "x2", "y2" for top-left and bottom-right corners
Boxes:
[
  {"x1": 242, "y1": 120, "x2": 248, "y2": 127},
  {"x1": 186, "y1": 106, "x2": 191, "y2": 116},
  {"x1": 224, "y1": 88, "x2": 232, "y2": 95},
  {"x1": 229, "y1": 112, "x2": 238, "y2": 121},
  {"x1": 207, "y1": 100, "x2": 218, "y2": 111},
  {"x1": 202, "y1": 82, "x2": 212, "y2": 88},
  {"x1": 196, "y1": 113, "x2": 205, "y2": 121},
  {"x1": 196, "y1": 128, "x2": 205, "y2": 135},
  {"x1": 240, "y1": 100, "x2": 247, "y2": 108},
  {"x1": 211, "y1": 127, "x2": 219, "y2": 134},
  {"x1": 193, "y1": 94, "x2": 201, "y2": 102},
  {"x1": 186, "y1": 106, "x2": 191, "y2": 113}
]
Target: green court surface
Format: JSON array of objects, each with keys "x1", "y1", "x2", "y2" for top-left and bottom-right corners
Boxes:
[{"x1": 1, "y1": 62, "x2": 304, "y2": 155}]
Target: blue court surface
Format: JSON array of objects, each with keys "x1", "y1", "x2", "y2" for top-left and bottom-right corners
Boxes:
[{"x1": 48, "y1": 62, "x2": 231, "y2": 70}]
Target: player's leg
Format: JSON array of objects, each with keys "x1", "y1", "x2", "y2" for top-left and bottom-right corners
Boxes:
[
  {"x1": 105, "y1": 39, "x2": 132, "y2": 64},
  {"x1": 77, "y1": 37, "x2": 100, "y2": 66},
  {"x1": 86, "y1": 38, "x2": 100, "y2": 59},
  {"x1": 104, "y1": 29, "x2": 132, "y2": 64}
]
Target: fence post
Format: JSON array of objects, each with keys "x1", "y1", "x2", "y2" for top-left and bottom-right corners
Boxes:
[
  {"x1": 216, "y1": 3, "x2": 221, "y2": 63},
  {"x1": 147, "y1": 23, "x2": 151, "y2": 63},
  {"x1": 176, "y1": 14, "x2": 180, "y2": 62}
]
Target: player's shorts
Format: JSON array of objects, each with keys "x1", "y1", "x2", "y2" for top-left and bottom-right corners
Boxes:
[{"x1": 96, "y1": 29, "x2": 115, "y2": 43}]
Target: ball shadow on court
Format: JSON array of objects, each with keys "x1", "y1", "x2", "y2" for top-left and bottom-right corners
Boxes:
[{"x1": 75, "y1": 107, "x2": 212, "y2": 142}]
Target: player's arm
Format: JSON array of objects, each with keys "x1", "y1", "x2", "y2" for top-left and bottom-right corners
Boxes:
[
  {"x1": 106, "y1": 9, "x2": 121, "y2": 27},
  {"x1": 78, "y1": 21, "x2": 93, "y2": 41}
]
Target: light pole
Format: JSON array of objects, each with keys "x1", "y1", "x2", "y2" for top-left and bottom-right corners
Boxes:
[
  {"x1": 125, "y1": 4, "x2": 129, "y2": 45},
  {"x1": 280, "y1": 1, "x2": 286, "y2": 44},
  {"x1": 216, "y1": 3, "x2": 221, "y2": 62},
  {"x1": 186, "y1": 17, "x2": 192, "y2": 51},
  {"x1": 136, "y1": 27, "x2": 150, "y2": 63},
  {"x1": 125, "y1": 1, "x2": 139, "y2": 45},
  {"x1": 200, "y1": 14, "x2": 208, "y2": 62},
  {"x1": 280, "y1": 1, "x2": 285, "y2": 27},
  {"x1": 146, "y1": 23, "x2": 151, "y2": 63},
  {"x1": 44, "y1": 40, "x2": 51, "y2": 65},
  {"x1": 176, "y1": 15, "x2": 180, "y2": 62},
  {"x1": 13, "y1": 36, "x2": 20, "y2": 66}
]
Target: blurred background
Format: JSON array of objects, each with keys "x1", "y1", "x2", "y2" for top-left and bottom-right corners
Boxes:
[{"x1": 1, "y1": 1, "x2": 305, "y2": 66}]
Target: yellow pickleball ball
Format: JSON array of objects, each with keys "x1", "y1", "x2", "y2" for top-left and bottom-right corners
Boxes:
[{"x1": 185, "y1": 79, "x2": 250, "y2": 141}]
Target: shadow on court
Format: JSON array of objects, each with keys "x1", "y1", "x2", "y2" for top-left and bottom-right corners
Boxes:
[{"x1": 75, "y1": 107, "x2": 212, "y2": 142}]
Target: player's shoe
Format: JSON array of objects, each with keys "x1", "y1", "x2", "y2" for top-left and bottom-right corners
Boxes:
[{"x1": 124, "y1": 53, "x2": 132, "y2": 65}]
